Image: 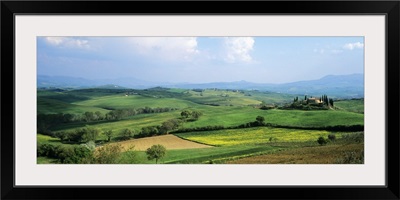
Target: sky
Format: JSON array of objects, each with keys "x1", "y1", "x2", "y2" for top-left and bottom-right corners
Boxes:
[{"x1": 37, "y1": 36, "x2": 364, "y2": 84}]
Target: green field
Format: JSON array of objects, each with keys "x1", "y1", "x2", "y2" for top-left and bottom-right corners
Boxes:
[
  {"x1": 52, "y1": 111, "x2": 181, "y2": 134},
  {"x1": 74, "y1": 95, "x2": 199, "y2": 110},
  {"x1": 121, "y1": 145, "x2": 281, "y2": 164},
  {"x1": 182, "y1": 108, "x2": 364, "y2": 129},
  {"x1": 37, "y1": 133, "x2": 63, "y2": 144},
  {"x1": 38, "y1": 98, "x2": 109, "y2": 114},
  {"x1": 37, "y1": 87, "x2": 364, "y2": 164},
  {"x1": 334, "y1": 99, "x2": 364, "y2": 113}
]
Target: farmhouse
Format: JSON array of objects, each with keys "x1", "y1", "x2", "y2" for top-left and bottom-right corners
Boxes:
[{"x1": 308, "y1": 98, "x2": 323, "y2": 105}]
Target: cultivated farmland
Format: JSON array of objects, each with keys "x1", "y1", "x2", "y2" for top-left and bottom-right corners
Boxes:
[
  {"x1": 37, "y1": 87, "x2": 364, "y2": 164},
  {"x1": 109, "y1": 134, "x2": 212, "y2": 151}
]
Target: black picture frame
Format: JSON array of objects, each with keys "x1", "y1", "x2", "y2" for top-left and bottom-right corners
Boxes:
[{"x1": 1, "y1": 1, "x2": 399, "y2": 199}]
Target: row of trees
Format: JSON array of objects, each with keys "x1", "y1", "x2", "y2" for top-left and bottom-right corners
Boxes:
[
  {"x1": 37, "y1": 142, "x2": 94, "y2": 164},
  {"x1": 135, "y1": 119, "x2": 183, "y2": 138},
  {"x1": 317, "y1": 132, "x2": 364, "y2": 146},
  {"x1": 106, "y1": 107, "x2": 178, "y2": 121},
  {"x1": 180, "y1": 109, "x2": 203, "y2": 121},
  {"x1": 52, "y1": 120, "x2": 182, "y2": 144},
  {"x1": 174, "y1": 125, "x2": 226, "y2": 133},
  {"x1": 321, "y1": 94, "x2": 334, "y2": 107},
  {"x1": 54, "y1": 127, "x2": 100, "y2": 143},
  {"x1": 175, "y1": 116, "x2": 265, "y2": 133},
  {"x1": 52, "y1": 109, "x2": 204, "y2": 143},
  {"x1": 38, "y1": 141, "x2": 167, "y2": 164},
  {"x1": 38, "y1": 107, "x2": 178, "y2": 134}
]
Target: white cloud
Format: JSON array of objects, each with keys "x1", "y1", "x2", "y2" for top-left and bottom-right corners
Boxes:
[
  {"x1": 44, "y1": 37, "x2": 90, "y2": 49},
  {"x1": 224, "y1": 37, "x2": 254, "y2": 63},
  {"x1": 343, "y1": 42, "x2": 364, "y2": 50},
  {"x1": 129, "y1": 37, "x2": 199, "y2": 61}
]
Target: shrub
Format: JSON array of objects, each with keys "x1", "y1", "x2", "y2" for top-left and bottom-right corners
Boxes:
[
  {"x1": 38, "y1": 143, "x2": 94, "y2": 164},
  {"x1": 317, "y1": 136, "x2": 328, "y2": 146},
  {"x1": 269, "y1": 137, "x2": 278, "y2": 142},
  {"x1": 120, "y1": 129, "x2": 134, "y2": 140},
  {"x1": 328, "y1": 134, "x2": 336, "y2": 142},
  {"x1": 57, "y1": 145, "x2": 76, "y2": 163},
  {"x1": 341, "y1": 132, "x2": 364, "y2": 143},
  {"x1": 37, "y1": 143, "x2": 60, "y2": 158},
  {"x1": 94, "y1": 144, "x2": 123, "y2": 164},
  {"x1": 335, "y1": 151, "x2": 364, "y2": 164}
]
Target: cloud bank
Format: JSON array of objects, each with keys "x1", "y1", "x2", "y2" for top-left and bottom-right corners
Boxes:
[
  {"x1": 44, "y1": 37, "x2": 90, "y2": 49},
  {"x1": 129, "y1": 37, "x2": 199, "y2": 61},
  {"x1": 343, "y1": 42, "x2": 364, "y2": 50},
  {"x1": 224, "y1": 37, "x2": 255, "y2": 63}
]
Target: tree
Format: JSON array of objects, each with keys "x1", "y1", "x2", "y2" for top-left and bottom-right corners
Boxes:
[
  {"x1": 191, "y1": 110, "x2": 203, "y2": 120},
  {"x1": 317, "y1": 136, "x2": 328, "y2": 146},
  {"x1": 84, "y1": 112, "x2": 95, "y2": 122},
  {"x1": 168, "y1": 119, "x2": 182, "y2": 129},
  {"x1": 328, "y1": 134, "x2": 336, "y2": 142},
  {"x1": 63, "y1": 113, "x2": 75, "y2": 122},
  {"x1": 94, "y1": 144, "x2": 123, "y2": 164},
  {"x1": 181, "y1": 110, "x2": 191, "y2": 120},
  {"x1": 160, "y1": 121, "x2": 174, "y2": 134},
  {"x1": 160, "y1": 119, "x2": 182, "y2": 134},
  {"x1": 120, "y1": 129, "x2": 134, "y2": 140},
  {"x1": 95, "y1": 111, "x2": 104, "y2": 120},
  {"x1": 81, "y1": 127, "x2": 100, "y2": 143},
  {"x1": 256, "y1": 116, "x2": 265, "y2": 125},
  {"x1": 146, "y1": 144, "x2": 166, "y2": 164},
  {"x1": 104, "y1": 130, "x2": 113, "y2": 142}
]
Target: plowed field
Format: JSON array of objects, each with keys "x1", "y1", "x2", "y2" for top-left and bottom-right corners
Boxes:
[{"x1": 111, "y1": 134, "x2": 213, "y2": 151}]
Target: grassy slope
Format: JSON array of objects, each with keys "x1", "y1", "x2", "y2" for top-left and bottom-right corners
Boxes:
[
  {"x1": 130, "y1": 145, "x2": 281, "y2": 164},
  {"x1": 180, "y1": 89, "x2": 297, "y2": 106},
  {"x1": 40, "y1": 89, "x2": 364, "y2": 130},
  {"x1": 74, "y1": 94, "x2": 200, "y2": 110},
  {"x1": 37, "y1": 133, "x2": 63, "y2": 145},
  {"x1": 38, "y1": 97, "x2": 109, "y2": 114},
  {"x1": 52, "y1": 111, "x2": 182, "y2": 135},
  {"x1": 183, "y1": 108, "x2": 364, "y2": 129},
  {"x1": 334, "y1": 99, "x2": 364, "y2": 113},
  {"x1": 37, "y1": 134, "x2": 63, "y2": 164},
  {"x1": 37, "y1": 89, "x2": 364, "y2": 164},
  {"x1": 227, "y1": 143, "x2": 363, "y2": 164},
  {"x1": 51, "y1": 106, "x2": 363, "y2": 140},
  {"x1": 37, "y1": 157, "x2": 58, "y2": 164},
  {"x1": 182, "y1": 90, "x2": 261, "y2": 106}
]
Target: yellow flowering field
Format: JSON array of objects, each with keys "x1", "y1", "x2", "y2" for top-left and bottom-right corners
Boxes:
[{"x1": 176, "y1": 127, "x2": 339, "y2": 146}]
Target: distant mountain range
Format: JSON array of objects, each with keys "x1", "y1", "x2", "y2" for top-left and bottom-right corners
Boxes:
[
  {"x1": 37, "y1": 74, "x2": 364, "y2": 98},
  {"x1": 37, "y1": 75, "x2": 154, "y2": 89}
]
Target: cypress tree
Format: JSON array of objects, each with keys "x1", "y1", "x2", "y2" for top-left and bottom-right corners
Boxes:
[{"x1": 324, "y1": 95, "x2": 328, "y2": 106}]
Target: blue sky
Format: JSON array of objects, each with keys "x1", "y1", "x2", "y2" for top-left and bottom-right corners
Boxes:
[{"x1": 37, "y1": 36, "x2": 364, "y2": 84}]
